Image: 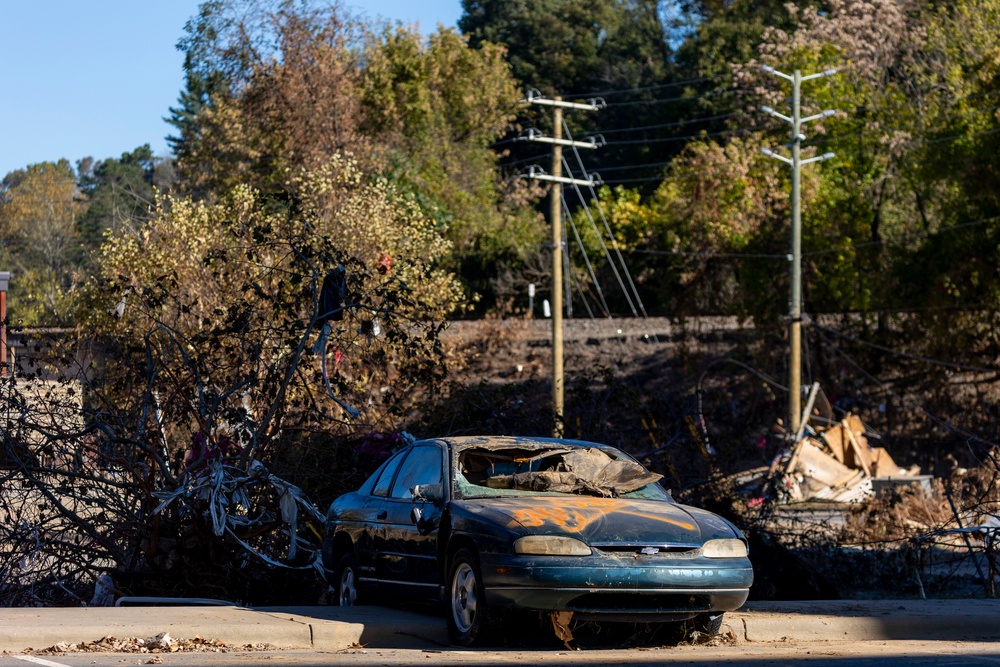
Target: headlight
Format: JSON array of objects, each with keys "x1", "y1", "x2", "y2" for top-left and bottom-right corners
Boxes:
[
  {"x1": 514, "y1": 535, "x2": 592, "y2": 556},
  {"x1": 702, "y1": 538, "x2": 748, "y2": 558}
]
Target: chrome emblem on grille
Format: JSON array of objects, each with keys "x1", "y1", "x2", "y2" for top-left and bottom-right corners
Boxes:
[{"x1": 640, "y1": 546, "x2": 660, "y2": 555}]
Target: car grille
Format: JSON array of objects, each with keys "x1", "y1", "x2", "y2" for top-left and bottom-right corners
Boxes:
[
  {"x1": 591, "y1": 543, "x2": 700, "y2": 557},
  {"x1": 565, "y1": 593, "x2": 711, "y2": 613}
]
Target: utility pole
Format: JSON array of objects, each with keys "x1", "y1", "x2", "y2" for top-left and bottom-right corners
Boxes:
[
  {"x1": 760, "y1": 66, "x2": 837, "y2": 436},
  {"x1": 521, "y1": 91, "x2": 602, "y2": 436},
  {"x1": 550, "y1": 104, "x2": 565, "y2": 437}
]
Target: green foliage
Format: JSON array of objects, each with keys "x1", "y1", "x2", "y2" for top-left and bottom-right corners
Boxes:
[
  {"x1": 86, "y1": 156, "x2": 457, "y2": 458},
  {"x1": 0, "y1": 160, "x2": 81, "y2": 325},
  {"x1": 674, "y1": 0, "x2": 801, "y2": 77},
  {"x1": 360, "y1": 25, "x2": 546, "y2": 309},
  {"x1": 461, "y1": 0, "x2": 620, "y2": 95},
  {"x1": 77, "y1": 145, "x2": 157, "y2": 251},
  {"x1": 460, "y1": 0, "x2": 680, "y2": 189},
  {"x1": 167, "y1": 1, "x2": 543, "y2": 313}
]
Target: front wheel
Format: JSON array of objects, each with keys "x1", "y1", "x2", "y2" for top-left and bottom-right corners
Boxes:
[
  {"x1": 447, "y1": 547, "x2": 492, "y2": 646},
  {"x1": 334, "y1": 552, "x2": 362, "y2": 606}
]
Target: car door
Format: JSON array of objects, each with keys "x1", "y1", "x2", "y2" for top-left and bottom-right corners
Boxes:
[
  {"x1": 376, "y1": 444, "x2": 446, "y2": 599},
  {"x1": 358, "y1": 449, "x2": 407, "y2": 587}
]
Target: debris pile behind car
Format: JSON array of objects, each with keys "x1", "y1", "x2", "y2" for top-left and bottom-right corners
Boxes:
[{"x1": 768, "y1": 383, "x2": 927, "y2": 504}]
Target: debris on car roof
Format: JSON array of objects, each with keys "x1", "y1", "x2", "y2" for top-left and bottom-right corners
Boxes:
[{"x1": 482, "y1": 446, "x2": 663, "y2": 497}]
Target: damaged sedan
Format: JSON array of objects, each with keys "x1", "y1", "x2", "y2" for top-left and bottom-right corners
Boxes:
[{"x1": 322, "y1": 436, "x2": 752, "y2": 646}]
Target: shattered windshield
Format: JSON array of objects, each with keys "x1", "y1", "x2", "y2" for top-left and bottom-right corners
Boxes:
[{"x1": 454, "y1": 445, "x2": 670, "y2": 501}]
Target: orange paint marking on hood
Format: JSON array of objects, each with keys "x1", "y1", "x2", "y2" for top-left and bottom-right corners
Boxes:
[{"x1": 502, "y1": 497, "x2": 695, "y2": 533}]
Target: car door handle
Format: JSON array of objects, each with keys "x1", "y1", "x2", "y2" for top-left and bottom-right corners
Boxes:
[{"x1": 377, "y1": 510, "x2": 387, "y2": 520}]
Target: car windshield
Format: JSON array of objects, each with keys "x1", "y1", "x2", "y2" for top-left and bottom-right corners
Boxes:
[{"x1": 454, "y1": 445, "x2": 671, "y2": 501}]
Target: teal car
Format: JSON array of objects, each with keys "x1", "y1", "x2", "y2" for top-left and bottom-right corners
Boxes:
[{"x1": 322, "y1": 436, "x2": 753, "y2": 646}]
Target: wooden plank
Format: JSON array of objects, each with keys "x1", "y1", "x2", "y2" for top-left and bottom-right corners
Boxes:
[
  {"x1": 845, "y1": 425, "x2": 872, "y2": 476},
  {"x1": 821, "y1": 424, "x2": 849, "y2": 464},
  {"x1": 793, "y1": 441, "x2": 855, "y2": 487}
]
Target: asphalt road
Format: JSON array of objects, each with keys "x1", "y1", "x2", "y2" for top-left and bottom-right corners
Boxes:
[{"x1": 3, "y1": 640, "x2": 1000, "y2": 667}]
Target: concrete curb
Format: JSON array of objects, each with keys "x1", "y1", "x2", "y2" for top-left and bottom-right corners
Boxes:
[
  {"x1": 0, "y1": 607, "x2": 318, "y2": 653},
  {"x1": 1, "y1": 600, "x2": 998, "y2": 653},
  {"x1": 0, "y1": 605, "x2": 449, "y2": 654},
  {"x1": 254, "y1": 606, "x2": 451, "y2": 650},
  {"x1": 730, "y1": 600, "x2": 1000, "y2": 642}
]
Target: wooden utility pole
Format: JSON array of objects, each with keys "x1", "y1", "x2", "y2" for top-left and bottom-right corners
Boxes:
[
  {"x1": 550, "y1": 103, "x2": 565, "y2": 436},
  {"x1": 521, "y1": 91, "x2": 603, "y2": 437}
]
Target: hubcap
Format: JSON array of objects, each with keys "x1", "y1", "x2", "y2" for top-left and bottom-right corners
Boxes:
[
  {"x1": 339, "y1": 567, "x2": 357, "y2": 606},
  {"x1": 451, "y1": 562, "x2": 477, "y2": 633}
]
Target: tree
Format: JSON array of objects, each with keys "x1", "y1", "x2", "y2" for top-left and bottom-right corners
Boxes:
[
  {"x1": 361, "y1": 25, "x2": 545, "y2": 309},
  {"x1": 167, "y1": 2, "x2": 374, "y2": 198},
  {"x1": 0, "y1": 160, "x2": 82, "y2": 325},
  {"x1": 460, "y1": 0, "x2": 671, "y2": 96},
  {"x1": 168, "y1": 1, "x2": 541, "y2": 311},
  {"x1": 77, "y1": 145, "x2": 158, "y2": 251},
  {"x1": 460, "y1": 0, "x2": 682, "y2": 188}
]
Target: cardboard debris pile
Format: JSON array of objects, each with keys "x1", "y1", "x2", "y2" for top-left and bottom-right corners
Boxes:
[{"x1": 769, "y1": 384, "x2": 926, "y2": 504}]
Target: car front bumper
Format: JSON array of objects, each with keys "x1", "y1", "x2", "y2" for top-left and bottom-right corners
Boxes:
[{"x1": 480, "y1": 553, "x2": 752, "y2": 619}]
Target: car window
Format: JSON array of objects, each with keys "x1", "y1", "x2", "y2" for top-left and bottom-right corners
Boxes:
[
  {"x1": 389, "y1": 445, "x2": 443, "y2": 500},
  {"x1": 372, "y1": 449, "x2": 407, "y2": 497}
]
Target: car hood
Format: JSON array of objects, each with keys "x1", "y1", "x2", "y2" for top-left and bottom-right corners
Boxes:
[{"x1": 457, "y1": 496, "x2": 737, "y2": 545}]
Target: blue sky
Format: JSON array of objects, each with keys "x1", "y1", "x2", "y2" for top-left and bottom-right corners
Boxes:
[{"x1": 0, "y1": 1, "x2": 462, "y2": 178}]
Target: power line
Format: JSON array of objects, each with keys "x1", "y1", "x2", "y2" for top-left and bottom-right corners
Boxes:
[
  {"x1": 613, "y1": 216, "x2": 1000, "y2": 262},
  {"x1": 499, "y1": 154, "x2": 555, "y2": 169},
  {"x1": 563, "y1": 122, "x2": 658, "y2": 337},
  {"x1": 811, "y1": 324, "x2": 1000, "y2": 452},
  {"x1": 601, "y1": 88, "x2": 743, "y2": 108},
  {"x1": 562, "y1": 157, "x2": 640, "y2": 318},
  {"x1": 811, "y1": 320, "x2": 1000, "y2": 375},
  {"x1": 562, "y1": 197, "x2": 612, "y2": 319},
  {"x1": 798, "y1": 125, "x2": 1000, "y2": 159},
  {"x1": 589, "y1": 119, "x2": 1000, "y2": 184},
  {"x1": 602, "y1": 122, "x2": 771, "y2": 146},
  {"x1": 802, "y1": 216, "x2": 1000, "y2": 257},
  {"x1": 625, "y1": 248, "x2": 789, "y2": 260},
  {"x1": 601, "y1": 176, "x2": 665, "y2": 184},
  {"x1": 563, "y1": 74, "x2": 732, "y2": 100},
  {"x1": 799, "y1": 102, "x2": 1000, "y2": 148},
  {"x1": 590, "y1": 160, "x2": 674, "y2": 174},
  {"x1": 586, "y1": 111, "x2": 741, "y2": 136}
]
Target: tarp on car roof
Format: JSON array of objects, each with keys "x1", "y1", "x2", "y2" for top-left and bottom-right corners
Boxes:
[{"x1": 486, "y1": 447, "x2": 663, "y2": 497}]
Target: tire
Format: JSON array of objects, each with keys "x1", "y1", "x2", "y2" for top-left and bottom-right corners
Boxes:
[
  {"x1": 692, "y1": 612, "x2": 724, "y2": 635},
  {"x1": 334, "y1": 552, "x2": 362, "y2": 606},
  {"x1": 447, "y1": 547, "x2": 492, "y2": 646}
]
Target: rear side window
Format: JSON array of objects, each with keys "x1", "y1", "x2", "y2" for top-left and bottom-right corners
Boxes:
[
  {"x1": 389, "y1": 446, "x2": 443, "y2": 499},
  {"x1": 372, "y1": 450, "x2": 406, "y2": 497}
]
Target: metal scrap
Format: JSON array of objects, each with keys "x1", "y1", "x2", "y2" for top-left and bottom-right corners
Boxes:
[{"x1": 151, "y1": 458, "x2": 324, "y2": 572}]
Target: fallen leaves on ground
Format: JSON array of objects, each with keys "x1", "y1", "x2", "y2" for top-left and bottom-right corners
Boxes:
[{"x1": 23, "y1": 632, "x2": 275, "y2": 655}]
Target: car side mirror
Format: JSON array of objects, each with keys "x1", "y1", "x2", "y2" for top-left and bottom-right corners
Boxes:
[
  {"x1": 410, "y1": 483, "x2": 443, "y2": 503},
  {"x1": 410, "y1": 483, "x2": 443, "y2": 535}
]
